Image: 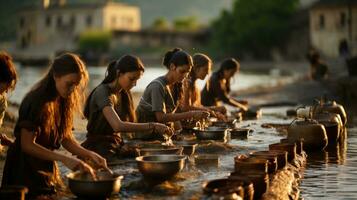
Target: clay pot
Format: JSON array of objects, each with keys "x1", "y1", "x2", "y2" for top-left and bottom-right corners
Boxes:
[
  {"x1": 202, "y1": 178, "x2": 244, "y2": 199},
  {"x1": 269, "y1": 142, "x2": 297, "y2": 161},
  {"x1": 0, "y1": 186, "x2": 28, "y2": 200},
  {"x1": 234, "y1": 156, "x2": 268, "y2": 174},
  {"x1": 280, "y1": 138, "x2": 304, "y2": 155},
  {"x1": 230, "y1": 172, "x2": 268, "y2": 200},
  {"x1": 313, "y1": 112, "x2": 342, "y2": 144},
  {"x1": 251, "y1": 150, "x2": 287, "y2": 170},
  {"x1": 314, "y1": 101, "x2": 347, "y2": 125},
  {"x1": 287, "y1": 119, "x2": 327, "y2": 151},
  {"x1": 249, "y1": 152, "x2": 278, "y2": 174}
]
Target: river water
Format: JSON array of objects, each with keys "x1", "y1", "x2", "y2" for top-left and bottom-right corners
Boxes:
[{"x1": 2, "y1": 65, "x2": 357, "y2": 199}]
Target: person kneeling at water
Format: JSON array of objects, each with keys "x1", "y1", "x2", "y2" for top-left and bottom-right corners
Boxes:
[
  {"x1": 82, "y1": 55, "x2": 173, "y2": 161},
  {"x1": 1, "y1": 53, "x2": 108, "y2": 198}
]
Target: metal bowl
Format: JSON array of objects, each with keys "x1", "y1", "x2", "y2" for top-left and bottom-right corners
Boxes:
[
  {"x1": 193, "y1": 126, "x2": 230, "y2": 141},
  {"x1": 173, "y1": 141, "x2": 198, "y2": 156},
  {"x1": 137, "y1": 145, "x2": 183, "y2": 156},
  {"x1": 66, "y1": 170, "x2": 123, "y2": 199},
  {"x1": 136, "y1": 155, "x2": 186, "y2": 180},
  {"x1": 230, "y1": 128, "x2": 253, "y2": 139}
]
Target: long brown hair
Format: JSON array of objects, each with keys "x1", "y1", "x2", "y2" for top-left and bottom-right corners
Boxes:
[
  {"x1": 163, "y1": 48, "x2": 193, "y2": 102},
  {"x1": 84, "y1": 55, "x2": 144, "y2": 122},
  {"x1": 0, "y1": 51, "x2": 18, "y2": 92},
  {"x1": 25, "y1": 53, "x2": 88, "y2": 139},
  {"x1": 213, "y1": 58, "x2": 239, "y2": 93},
  {"x1": 188, "y1": 53, "x2": 212, "y2": 101}
]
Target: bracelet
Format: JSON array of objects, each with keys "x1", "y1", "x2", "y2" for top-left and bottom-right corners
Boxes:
[{"x1": 148, "y1": 122, "x2": 155, "y2": 133}]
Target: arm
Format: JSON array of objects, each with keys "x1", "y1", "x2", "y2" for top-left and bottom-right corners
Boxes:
[
  {"x1": 62, "y1": 136, "x2": 109, "y2": 170},
  {"x1": 21, "y1": 128, "x2": 95, "y2": 176},
  {"x1": 102, "y1": 106, "x2": 173, "y2": 137},
  {"x1": 213, "y1": 80, "x2": 248, "y2": 111}
]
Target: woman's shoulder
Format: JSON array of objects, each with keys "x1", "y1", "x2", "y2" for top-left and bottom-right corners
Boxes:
[{"x1": 92, "y1": 84, "x2": 112, "y2": 96}]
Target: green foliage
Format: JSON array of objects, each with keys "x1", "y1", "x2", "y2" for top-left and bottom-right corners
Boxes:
[
  {"x1": 151, "y1": 17, "x2": 170, "y2": 31},
  {"x1": 78, "y1": 30, "x2": 111, "y2": 53},
  {"x1": 211, "y1": 0, "x2": 299, "y2": 58},
  {"x1": 173, "y1": 16, "x2": 200, "y2": 31}
]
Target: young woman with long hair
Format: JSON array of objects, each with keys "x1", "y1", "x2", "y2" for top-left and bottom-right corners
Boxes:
[
  {"x1": 136, "y1": 48, "x2": 209, "y2": 133},
  {"x1": 82, "y1": 55, "x2": 173, "y2": 160},
  {"x1": 1, "y1": 53, "x2": 108, "y2": 198},
  {"x1": 0, "y1": 51, "x2": 18, "y2": 146},
  {"x1": 180, "y1": 53, "x2": 227, "y2": 121},
  {"x1": 201, "y1": 58, "x2": 248, "y2": 111}
]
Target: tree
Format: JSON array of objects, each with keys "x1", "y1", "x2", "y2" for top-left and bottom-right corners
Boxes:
[
  {"x1": 78, "y1": 30, "x2": 111, "y2": 53},
  {"x1": 211, "y1": 0, "x2": 299, "y2": 58},
  {"x1": 173, "y1": 16, "x2": 200, "y2": 31},
  {"x1": 151, "y1": 17, "x2": 170, "y2": 31}
]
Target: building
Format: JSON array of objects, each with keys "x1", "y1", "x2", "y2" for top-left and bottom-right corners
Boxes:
[
  {"x1": 310, "y1": 0, "x2": 357, "y2": 58},
  {"x1": 16, "y1": 0, "x2": 141, "y2": 58}
]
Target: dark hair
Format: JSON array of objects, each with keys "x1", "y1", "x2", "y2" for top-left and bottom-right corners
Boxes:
[
  {"x1": 26, "y1": 53, "x2": 88, "y2": 139},
  {"x1": 163, "y1": 48, "x2": 193, "y2": 102},
  {"x1": 84, "y1": 55, "x2": 144, "y2": 122},
  {"x1": 0, "y1": 51, "x2": 18, "y2": 92},
  {"x1": 216, "y1": 58, "x2": 240, "y2": 93}
]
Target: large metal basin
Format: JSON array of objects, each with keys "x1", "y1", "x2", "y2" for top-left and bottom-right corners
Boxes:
[
  {"x1": 173, "y1": 141, "x2": 198, "y2": 156},
  {"x1": 66, "y1": 170, "x2": 123, "y2": 199},
  {"x1": 193, "y1": 126, "x2": 230, "y2": 141},
  {"x1": 136, "y1": 155, "x2": 186, "y2": 180},
  {"x1": 137, "y1": 145, "x2": 183, "y2": 156}
]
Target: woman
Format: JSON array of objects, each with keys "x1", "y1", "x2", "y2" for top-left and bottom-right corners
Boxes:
[
  {"x1": 136, "y1": 48, "x2": 209, "y2": 131},
  {"x1": 201, "y1": 58, "x2": 248, "y2": 111},
  {"x1": 180, "y1": 53, "x2": 227, "y2": 120},
  {"x1": 2, "y1": 53, "x2": 108, "y2": 198},
  {"x1": 82, "y1": 55, "x2": 173, "y2": 160},
  {"x1": 0, "y1": 51, "x2": 17, "y2": 146}
]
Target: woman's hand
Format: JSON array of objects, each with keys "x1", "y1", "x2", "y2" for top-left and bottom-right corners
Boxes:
[
  {"x1": 85, "y1": 151, "x2": 110, "y2": 172},
  {"x1": 190, "y1": 110, "x2": 210, "y2": 121},
  {"x1": 215, "y1": 111, "x2": 228, "y2": 122},
  {"x1": 212, "y1": 106, "x2": 227, "y2": 114},
  {"x1": 62, "y1": 156, "x2": 96, "y2": 179},
  {"x1": 153, "y1": 123, "x2": 174, "y2": 137}
]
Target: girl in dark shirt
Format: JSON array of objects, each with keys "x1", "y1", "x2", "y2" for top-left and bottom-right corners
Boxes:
[
  {"x1": 136, "y1": 48, "x2": 209, "y2": 131},
  {"x1": 82, "y1": 55, "x2": 173, "y2": 160},
  {"x1": 180, "y1": 53, "x2": 227, "y2": 121},
  {"x1": 201, "y1": 58, "x2": 248, "y2": 111},
  {"x1": 1, "y1": 53, "x2": 108, "y2": 198}
]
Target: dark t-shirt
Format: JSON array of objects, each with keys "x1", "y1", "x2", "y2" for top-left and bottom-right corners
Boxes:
[
  {"x1": 201, "y1": 72, "x2": 231, "y2": 107},
  {"x1": 136, "y1": 76, "x2": 177, "y2": 123}
]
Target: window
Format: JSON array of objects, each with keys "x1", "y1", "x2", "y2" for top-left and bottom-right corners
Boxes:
[
  {"x1": 86, "y1": 15, "x2": 92, "y2": 27},
  {"x1": 340, "y1": 12, "x2": 346, "y2": 27},
  {"x1": 57, "y1": 15, "x2": 63, "y2": 28},
  {"x1": 19, "y1": 16, "x2": 25, "y2": 28},
  {"x1": 319, "y1": 14, "x2": 325, "y2": 29},
  {"x1": 45, "y1": 15, "x2": 51, "y2": 27},
  {"x1": 111, "y1": 16, "x2": 116, "y2": 26},
  {"x1": 70, "y1": 15, "x2": 76, "y2": 26}
]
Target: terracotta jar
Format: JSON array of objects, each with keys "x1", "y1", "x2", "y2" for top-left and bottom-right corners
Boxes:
[
  {"x1": 280, "y1": 138, "x2": 303, "y2": 155},
  {"x1": 230, "y1": 171, "x2": 268, "y2": 200},
  {"x1": 287, "y1": 118, "x2": 327, "y2": 151},
  {"x1": 203, "y1": 178, "x2": 245, "y2": 199},
  {"x1": 0, "y1": 186, "x2": 28, "y2": 200},
  {"x1": 269, "y1": 142, "x2": 297, "y2": 161},
  {"x1": 314, "y1": 100, "x2": 347, "y2": 126},
  {"x1": 249, "y1": 152, "x2": 278, "y2": 173},
  {"x1": 252, "y1": 150, "x2": 288, "y2": 170},
  {"x1": 234, "y1": 155, "x2": 268, "y2": 174},
  {"x1": 313, "y1": 112, "x2": 342, "y2": 144}
]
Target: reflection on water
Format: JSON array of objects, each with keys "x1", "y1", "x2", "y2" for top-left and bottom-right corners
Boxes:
[{"x1": 300, "y1": 128, "x2": 357, "y2": 200}]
